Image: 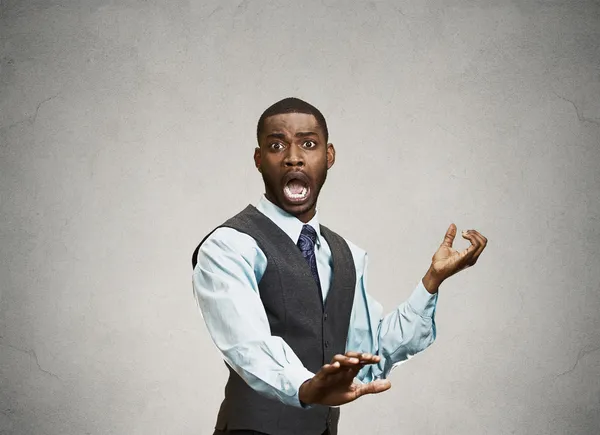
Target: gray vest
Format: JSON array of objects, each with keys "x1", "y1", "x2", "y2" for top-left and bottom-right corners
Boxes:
[{"x1": 192, "y1": 205, "x2": 356, "y2": 435}]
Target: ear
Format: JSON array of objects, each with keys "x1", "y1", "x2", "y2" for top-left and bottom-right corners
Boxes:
[
  {"x1": 326, "y1": 143, "x2": 336, "y2": 169},
  {"x1": 254, "y1": 147, "x2": 262, "y2": 172}
]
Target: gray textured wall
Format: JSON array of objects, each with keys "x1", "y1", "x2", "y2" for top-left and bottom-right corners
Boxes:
[{"x1": 1, "y1": 1, "x2": 599, "y2": 434}]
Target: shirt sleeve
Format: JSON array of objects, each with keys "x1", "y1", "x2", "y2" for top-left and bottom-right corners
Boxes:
[
  {"x1": 344, "y1": 246, "x2": 438, "y2": 383},
  {"x1": 192, "y1": 227, "x2": 314, "y2": 408}
]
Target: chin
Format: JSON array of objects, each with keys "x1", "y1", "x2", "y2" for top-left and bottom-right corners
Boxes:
[
  {"x1": 284, "y1": 198, "x2": 318, "y2": 218},
  {"x1": 272, "y1": 194, "x2": 314, "y2": 217},
  {"x1": 286, "y1": 203, "x2": 313, "y2": 216}
]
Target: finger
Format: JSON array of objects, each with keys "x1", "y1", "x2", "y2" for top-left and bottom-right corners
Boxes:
[
  {"x1": 317, "y1": 362, "x2": 360, "y2": 388},
  {"x1": 338, "y1": 353, "x2": 381, "y2": 383},
  {"x1": 456, "y1": 245, "x2": 477, "y2": 270},
  {"x1": 359, "y1": 353, "x2": 380, "y2": 365},
  {"x1": 336, "y1": 353, "x2": 374, "y2": 381},
  {"x1": 349, "y1": 361, "x2": 370, "y2": 378},
  {"x1": 468, "y1": 231, "x2": 487, "y2": 263},
  {"x1": 459, "y1": 231, "x2": 480, "y2": 262},
  {"x1": 319, "y1": 360, "x2": 360, "y2": 378},
  {"x1": 461, "y1": 230, "x2": 487, "y2": 266},
  {"x1": 469, "y1": 230, "x2": 488, "y2": 249},
  {"x1": 343, "y1": 365, "x2": 363, "y2": 382},
  {"x1": 345, "y1": 351, "x2": 380, "y2": 364},
  {"x1": 344, "y1": 351, "x2": 363, "y2": 359},
  {"x1": 317, "y1": 362, "x2": 343, "y2": 378},
  {"x1": 331, "y1": 354, "x2": 361, "y2": 367},
  {"x1": 353, "y1": 379, "x2": 392, "y2": 399},
  {"x1": 441, "y1": 223, "x2": 457, "y2": 248}
]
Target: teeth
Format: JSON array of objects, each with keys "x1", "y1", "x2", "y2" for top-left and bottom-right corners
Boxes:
[{"x1": 285, "y1": 186, "x2": 308, "y2": 199}]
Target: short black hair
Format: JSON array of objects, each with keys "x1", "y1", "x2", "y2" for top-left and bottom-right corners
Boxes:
[{"x1": 256, "y1": 97, "x2": 329, "y2": 143}]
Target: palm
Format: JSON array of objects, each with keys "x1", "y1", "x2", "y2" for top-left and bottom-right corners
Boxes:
[{"x1": 432, "y1": 245, "x2": 463, "y2": 276}]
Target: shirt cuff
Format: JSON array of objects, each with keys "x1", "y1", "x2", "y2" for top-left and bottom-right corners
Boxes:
[
  {"x1": 283, "y1": 366, "x2": 315, "y2": 408},
  {"x1": 407, "y1": 280, "x2": 438, "y2": 318}
]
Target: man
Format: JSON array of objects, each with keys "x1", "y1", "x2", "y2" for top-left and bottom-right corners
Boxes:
[{"x1": 192, "y1": 97, "x2": 487, "y2": 435}]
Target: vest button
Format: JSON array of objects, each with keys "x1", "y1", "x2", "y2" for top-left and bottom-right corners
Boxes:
[
  {"x1": 324, "y1": 340, "x2": 329, "y2": 348},
  {"x1": 323, "y1": 313, "x2": 328, "y2": 321}
]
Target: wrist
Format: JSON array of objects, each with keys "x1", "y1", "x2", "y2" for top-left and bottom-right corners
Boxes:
[
  {"x1": 422, "y1": 267, "x2": 443, "y2": 294},
  {"x1": 298, "y1": 379, "x2": 313, "y2": 406}
]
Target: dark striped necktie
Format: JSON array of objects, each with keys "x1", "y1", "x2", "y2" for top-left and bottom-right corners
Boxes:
[{"x1": 297, "y1": 224, "x2": 322, "y2": 295}]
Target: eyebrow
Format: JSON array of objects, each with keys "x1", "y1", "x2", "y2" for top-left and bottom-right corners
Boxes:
[
  {"x1": 295, "y1": 131, "x2": 318, "y2": 138},
  {"x1": 266, "y1": 133, "x2": 286, "y2": 140},
  {"x1": 266, "y1": 131, "x2": 319, "y2": 140}
]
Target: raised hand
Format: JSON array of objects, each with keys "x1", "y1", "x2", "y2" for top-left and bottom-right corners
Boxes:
[
  {"x1": 298, "y1": 352, "x2": 391, "y2": 406},
  {"x1": 423, "y1": 223, "x2": 488, "y2": 292}
]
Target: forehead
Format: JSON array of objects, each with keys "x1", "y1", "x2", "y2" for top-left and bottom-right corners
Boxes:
[{"x1": 262, "y1": 112, "x2": 324, "y2": 136}]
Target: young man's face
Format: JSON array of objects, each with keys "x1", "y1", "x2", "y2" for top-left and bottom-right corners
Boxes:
[{"x1": 254, "y1": 112, "x2": 335, "y2": 223}]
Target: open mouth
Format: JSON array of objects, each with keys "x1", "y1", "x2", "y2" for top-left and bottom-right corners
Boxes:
[{"x1": 282, "y1": 173, "x2": 311, "y2": 203}]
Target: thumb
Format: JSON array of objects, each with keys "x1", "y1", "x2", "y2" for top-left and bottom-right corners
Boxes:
[
  {"x1": 354, "y1": 379, "x2": 391, "y2": 399},
  {"x1": 441, "y1": 223, "x2": 457, "y2": 248}
]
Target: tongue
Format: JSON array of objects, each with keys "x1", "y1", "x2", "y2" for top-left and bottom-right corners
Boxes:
[{"x1": 287, "y1": 181, "x2": 305, "y2": 194}]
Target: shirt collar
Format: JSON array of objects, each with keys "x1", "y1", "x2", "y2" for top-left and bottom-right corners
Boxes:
[{"x1": 255, "y1": 194, "x2": 322, "y2": 247}]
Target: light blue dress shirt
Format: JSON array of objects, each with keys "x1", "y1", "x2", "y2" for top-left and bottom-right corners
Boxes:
[{"x1": 192, "y1": 195, "x2": 438, "y2": 408}]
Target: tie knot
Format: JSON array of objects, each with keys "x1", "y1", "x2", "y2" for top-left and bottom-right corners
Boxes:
[{"x1": 297, "y1": 224, "x2": 317, "y2": 252}]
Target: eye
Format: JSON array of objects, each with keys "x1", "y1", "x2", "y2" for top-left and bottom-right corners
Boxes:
[
  {"x1": 303, "y1": 140, "x2": 317, "y2": 148},
  {"x1": 270, "y1": 142, "x2": 285, "y2": 150}
]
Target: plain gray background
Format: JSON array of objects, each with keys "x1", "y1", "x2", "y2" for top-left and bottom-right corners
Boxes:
[{"x1": 1, "y1": 0, "x2": 599, "y2": 434}]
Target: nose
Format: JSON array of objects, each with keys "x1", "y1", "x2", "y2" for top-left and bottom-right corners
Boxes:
[{"x1": 284, "y1": 145, "x2": 304, "y2": 167}]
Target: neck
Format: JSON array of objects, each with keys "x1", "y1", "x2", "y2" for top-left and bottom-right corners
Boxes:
[{"x1": 297, "y1": 209, "x2": 316, "y2": 224}]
